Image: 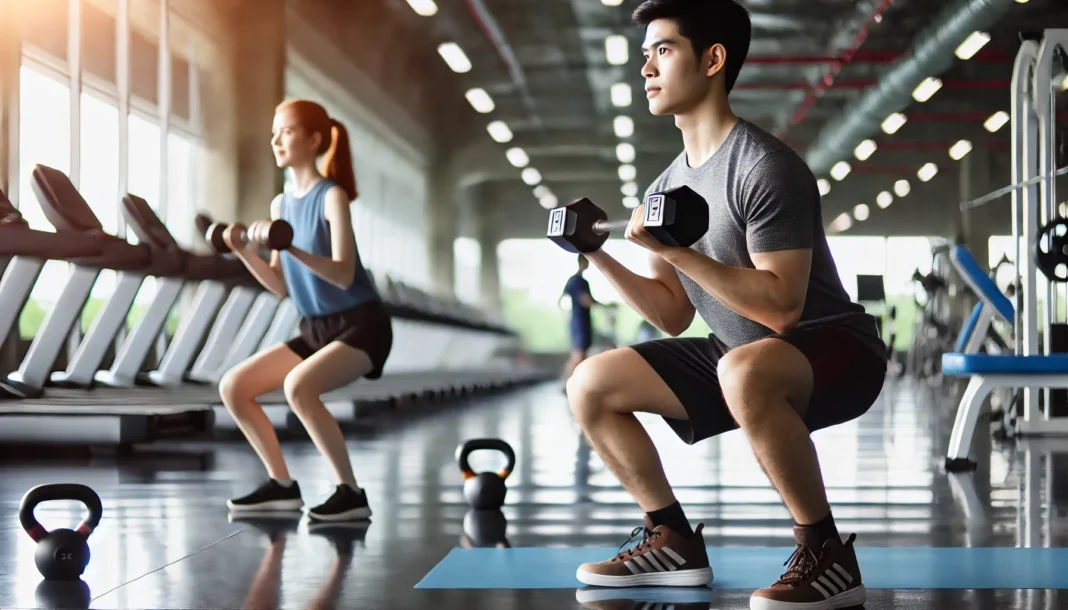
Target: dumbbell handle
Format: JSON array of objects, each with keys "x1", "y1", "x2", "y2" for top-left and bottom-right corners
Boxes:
[{"x1": 591, "y1": 219, "x2": 631, "y2": 235}]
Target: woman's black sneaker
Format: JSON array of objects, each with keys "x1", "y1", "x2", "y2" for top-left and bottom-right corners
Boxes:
[
  {"x1": 307, "y1": 484, "x2": 372, "y2": 522},
  {"x1": 227, "y1": 479, "x2": 304, "y2": 513}
]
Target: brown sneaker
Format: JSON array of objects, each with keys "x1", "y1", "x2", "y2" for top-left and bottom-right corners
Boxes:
[
  {"x1": 750, "y1": 527, "x2": 866, "y2": 610},
  {"x1": 576, "y1": 518, "x2": 713, "y2": 587}
]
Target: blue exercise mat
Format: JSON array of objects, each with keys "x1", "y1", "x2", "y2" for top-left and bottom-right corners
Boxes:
[{"x1": 416, "y1": 546, "x2": 1068, "y2": 590}]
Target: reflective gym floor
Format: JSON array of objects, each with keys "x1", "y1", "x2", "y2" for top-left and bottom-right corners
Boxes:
[{"x1": 1, "y1": 378, "x2": 1066, "y2": 609}]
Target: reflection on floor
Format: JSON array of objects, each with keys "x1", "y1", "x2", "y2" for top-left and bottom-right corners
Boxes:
[{"x1": 0, "y1": 377, "x2": 1065, "y2": 609}]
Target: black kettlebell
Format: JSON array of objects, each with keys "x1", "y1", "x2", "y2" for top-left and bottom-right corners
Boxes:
[
  {"x1": 19, "y1": 484, "x2": 103, "y2": 580},
  {"x1": 456, "y1": 438, "x2": 515, "y2": 510},
  {"x1": 461, "y1": 509, "x2": 511, "y2": 548}
]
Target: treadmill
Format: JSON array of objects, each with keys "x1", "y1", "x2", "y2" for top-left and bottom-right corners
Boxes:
[
  {"x1": 0, "y1": 174, "x2": 213, "y2": 444},
  {"x1": 55, "y1": 194, "x2": 256, "y2": 389}
]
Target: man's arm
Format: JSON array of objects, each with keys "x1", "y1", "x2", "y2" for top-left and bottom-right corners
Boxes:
[
  {"x1": 659, "y1": 247, "x2": 810, "y2": 333},
  {"x1": 586, "y1": 248, "x2": 695, "y2": 335},
  {"x1": 651, "y1": 151, "x2": 815, "y2": 334}
]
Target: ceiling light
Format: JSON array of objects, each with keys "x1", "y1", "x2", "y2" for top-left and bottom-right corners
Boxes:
[
  {"x1": 621, "y1": 182, "x2": 639, "y2": 197},
  {"x1": 894, "y1": 179, "x2": 911, "y2": 197},
  {"x1": 506, "y1": 147, "x2": 529, "y2": 168},
  {"x1": 949, "y1": 139, "x2": 973, "y2": 161},
  {"x1": 616, "y1": 142, "x2": 636, "y2": 163},
  {"x1": 829, "y1": 213, "x2": 853, "y2": 233},
  {"x1": 917, "y1": 162, "x2": 938, "y2": 182},
  {"x1": 618, "y1": 164, "x2": 637, "y2": 181},
  {"x1": 912, "y1": 77, "x2": 942, "y2": 102},
  {"x1": 606, "y1": 35, "x2": 628, "y2": 65},
  {"x1": 830, "y1": 161, "x2": 851, "y2": 181},
  {"x1": 614, "y1": 115, "x2": 634, "y2": 138},
  {"x1": 533, "y1": 185, "x2": 551, "y2": 198},
  {"x1": 955, "y1": 31, "x2": 991, "y2": 60},
  {"x1": 853, "y1": 204, "x2": 870, "y2": 221},
  {"x1": 854, "y1": 139, "x2": 877, "y2": 161},
  {"x1": 877, "y1": 191, "x2": 893, "y2": 209},
  {"x1": 487, "y1": 121, "x2": 513, "y2": 143},
  {"x1": 521, "y1": 168, "x2": 542, "y2": 185},
  {"x1": 623, "y1": 196, "x2": 640, "y2": 208},
  {"x1": 611, "y1": 83, "x2": 632, "y2": 107},
  {"x1": 465, "y1": 88, "x2": 495, "y2": 113},
  {"x1": 601, "y1": 0, "x2": 623, "y2": 5},
  {"x1": 984, "y1": 111, "x2": 1009, "y2": 133},
  {"x1": 437, "y1": 43, "x2": 472, "y2": 73},
  {"x1": 406, "y1": 0, "x2": 438, "y2": 16},
  {"x1": 539, "y1": 194, "x2": 558, "y2": 209},
  {"x1": 817, "y1": 179, "x2": 831, "y2": 196},
  {"x1": 1061, "y1": 74, "x2": 1068, "y2": 91},
  {"x1": 881, "y1": 112, "x2": 907, "y2": 134},
  {"x1": 1015, "y1": 0, "x2": 1028, "y2": 4}
]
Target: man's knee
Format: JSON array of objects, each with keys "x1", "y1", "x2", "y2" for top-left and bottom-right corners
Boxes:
[
  {"x1": 718, "y1": 340, "x2": 812, "y2": 423},
  {"x1": 566, "y1": 352, "x2": 622, "y2": 426}
]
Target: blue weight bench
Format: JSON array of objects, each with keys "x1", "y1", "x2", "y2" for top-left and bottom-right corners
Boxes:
[{"x1": 942, "y1": 245, "x2": 1068, "y2": 471}]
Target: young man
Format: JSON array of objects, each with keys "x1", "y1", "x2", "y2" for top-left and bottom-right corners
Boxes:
[
  {"x1": 559, "y1": 255, "x2": 598, "y2": 386},
  {"x1": 567, "y1": 1, "x2": 887, "y2": 608}
]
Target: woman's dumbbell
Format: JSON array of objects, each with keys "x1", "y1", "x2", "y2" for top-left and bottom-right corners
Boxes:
[{"x1": 205, "y1": 220, "x2": 293, "y2": 252}]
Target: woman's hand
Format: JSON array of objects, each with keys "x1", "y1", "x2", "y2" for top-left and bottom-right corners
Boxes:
[{"x1": 223, "y1": 223, "x2": 254, "y2": 255}]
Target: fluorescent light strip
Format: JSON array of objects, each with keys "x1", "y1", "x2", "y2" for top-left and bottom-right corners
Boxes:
[
  {"x1": 465, "y1": 88, "x2": 495, "y2": 113},
  {"x1": 437, "y1": 42, "x2": 471, "y2": 73}
]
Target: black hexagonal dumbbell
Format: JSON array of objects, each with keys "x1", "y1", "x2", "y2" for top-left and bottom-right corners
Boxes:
[{"x1": 546, "y1": 185, "x2": 709, "y2": 253}]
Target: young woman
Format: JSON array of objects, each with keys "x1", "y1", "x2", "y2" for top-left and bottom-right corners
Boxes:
[{"x1": 220, "y1": 98, "x2": 392, "y2": 522}]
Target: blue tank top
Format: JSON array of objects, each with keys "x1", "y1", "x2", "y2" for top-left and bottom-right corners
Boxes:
[{"x1": 278, "y1": 179, "x2": 379, "y2": 317}]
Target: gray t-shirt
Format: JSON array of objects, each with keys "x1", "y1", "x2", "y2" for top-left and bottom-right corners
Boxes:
[{"x1": 645, "y1": 119, "x2": 885, "y2": 359}]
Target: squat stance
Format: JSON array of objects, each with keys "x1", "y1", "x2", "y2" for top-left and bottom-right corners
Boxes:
[{"x1": 569, "y1": 2, "x2": 886, "y2": 608}]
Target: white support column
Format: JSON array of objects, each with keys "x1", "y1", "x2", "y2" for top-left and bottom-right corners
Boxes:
[{"x1": 116, "y1": 0, "x2": 130, "y2": 240}]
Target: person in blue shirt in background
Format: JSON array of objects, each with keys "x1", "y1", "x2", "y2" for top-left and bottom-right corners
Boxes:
[{"x1": 559, "y1": 254, "x2": 600, "y2": 386}]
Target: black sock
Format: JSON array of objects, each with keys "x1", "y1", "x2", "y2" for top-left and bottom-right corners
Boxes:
[
  {"x1": 647, "y1": 501, "x2": 694, "y2": 537},
  {"x1": 798, "y1": 511, "x2": 839, "y2": 546}
]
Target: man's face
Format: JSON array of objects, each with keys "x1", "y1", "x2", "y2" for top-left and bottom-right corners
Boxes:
[{"x1": 641, "y1": 19, "x2": 716, "y2": 116}]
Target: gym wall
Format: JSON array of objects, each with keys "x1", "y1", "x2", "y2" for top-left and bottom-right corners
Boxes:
[{"x1": 284, "y1": 4, "x2": 435, "y2": 293}]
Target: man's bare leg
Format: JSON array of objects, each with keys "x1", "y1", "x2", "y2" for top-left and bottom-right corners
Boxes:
[
  {"x1": 566, "y1": 346, "x2": 688, "y2": 515},
  {"x1": 717, "y1": 337, "x2": 833, "y2": 528}
]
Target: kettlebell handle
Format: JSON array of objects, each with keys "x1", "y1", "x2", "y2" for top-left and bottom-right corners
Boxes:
[
  {"x1": 456, "y1": 438, "x2": 516, "y2": 481},
  {"x1": 19, "y1": 484, "x2": 103, "y2": 543}
]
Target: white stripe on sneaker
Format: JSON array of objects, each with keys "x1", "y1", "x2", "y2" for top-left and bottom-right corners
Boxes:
[
  {"x1": 811, "y1": 580, "x2": 832, "y2": 599},
  {"x1": 825, "y1": 568, "x2": 848, "y2": 591},
  {"x1": 831, "y1": 562, "x2": 854, "y2": 584},
  {"x1": 632, "y1": 555, "x2": 656, "y2": 573},
  {"x1": 818, "y1": 574, "x2": 840, "y2": 594},
  {"x1": 651, "y1": 549, "x2": 678, "y2": 571},
  {"x1": 644, "y1": 552, "x2": 668, "y2": 572},
  {"x1": 625, "y1": 560, "x2": 643, "y2": 575},
  {"x1": 660, "y1": 546, "x2": 686, "y2": 567}
]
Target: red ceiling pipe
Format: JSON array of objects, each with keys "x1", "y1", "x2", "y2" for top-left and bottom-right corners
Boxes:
[
  {"x1": 746, "y1": 51, "x2": 898, "y2": 64},
  {"x1": 904, "y1": 111, "x2": 1068, "y2": 121},
  {"x1": 748, "y1": 47, "x2": 1010, "y2": 65},
  {"x1": 739, "y1": 79, "x2": 1003, "y2": 91},
  {"x1": 775, "y1": 0, "x2": 896, "y2": 139},
  {"x1": 737, "y1": 80, "x2": 876, "y2": 90}
]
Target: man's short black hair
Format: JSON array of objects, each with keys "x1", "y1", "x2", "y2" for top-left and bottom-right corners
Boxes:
[{"x1": 632, "y1": 0, "x2": 751, "y2": 94}]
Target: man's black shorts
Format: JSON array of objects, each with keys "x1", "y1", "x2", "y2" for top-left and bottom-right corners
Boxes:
[
  {"x1": 285, "y1": 300, "x2": 393, "y2": 379},
  {"x1": 630, "y1": 325, "x2": 886, "y2": 444}
]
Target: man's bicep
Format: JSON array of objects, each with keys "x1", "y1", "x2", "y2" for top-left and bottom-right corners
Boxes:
[
  {"x1": 744, "y1": 152, "x2": 816, "y2": 255},
  {"x1": 751, "y1": 248, "x2": 811, "y2": 314}
]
